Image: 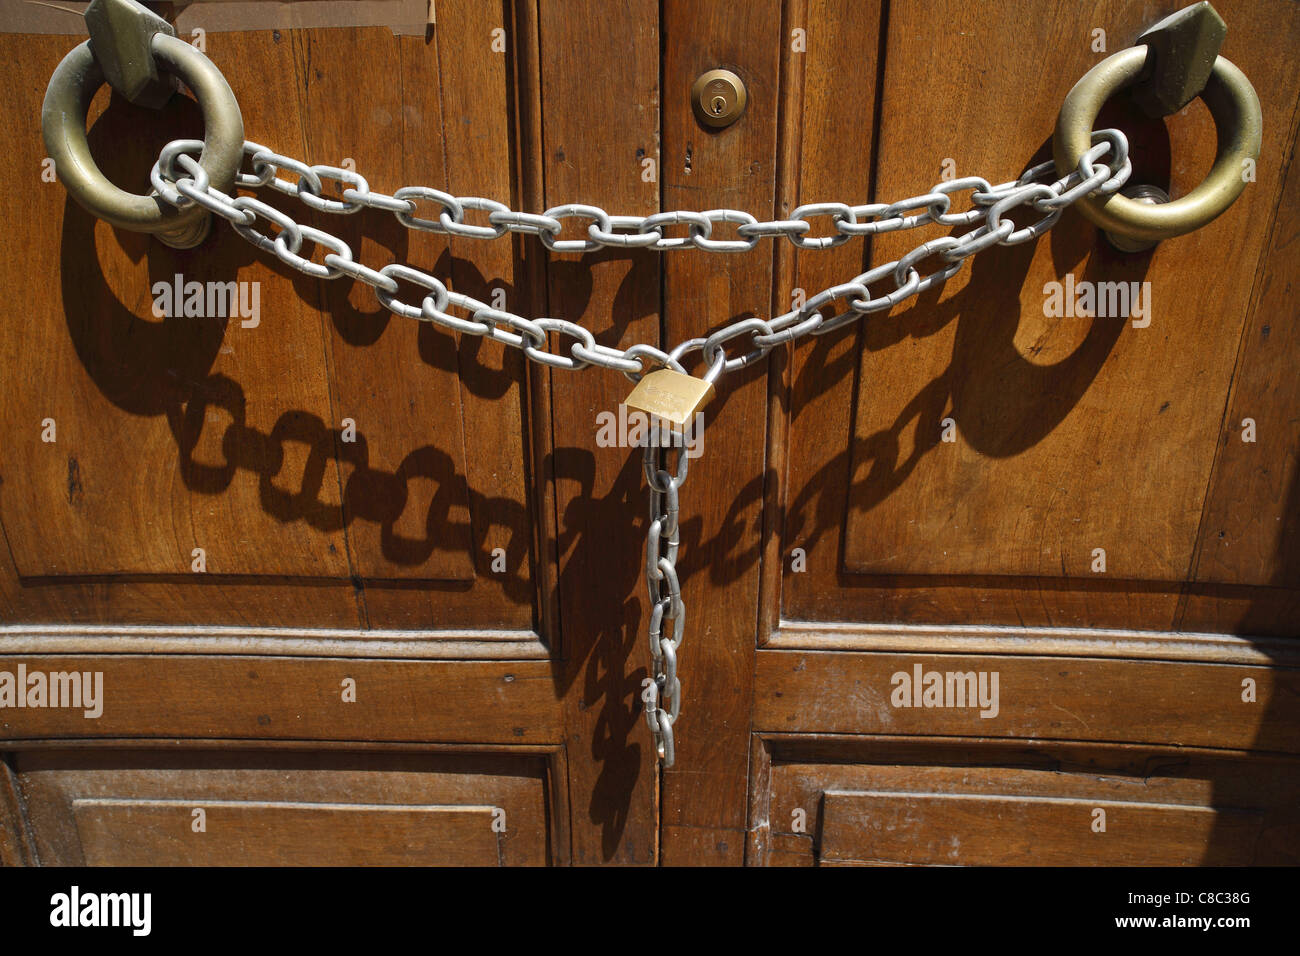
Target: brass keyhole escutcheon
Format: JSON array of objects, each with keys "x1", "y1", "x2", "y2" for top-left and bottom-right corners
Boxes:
[{"x1": 692, "y1": 69, "x2": 747, "y2": 128}]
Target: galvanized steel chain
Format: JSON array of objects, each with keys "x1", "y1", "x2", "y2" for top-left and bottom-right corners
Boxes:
[
  {"x1": 149, "y1": 130, "x2": 1132, "y2": 384},
  {"x1": 641, "y1": 433, "x2": 691, "y2": 765},
  {"x1": 147, "y1": 131, "x2": 1132, "y2": 769}
]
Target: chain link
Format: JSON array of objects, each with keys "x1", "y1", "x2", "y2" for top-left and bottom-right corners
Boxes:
[{"x1": 148, "y1": 130, "x2": 1133, "y2": 769}]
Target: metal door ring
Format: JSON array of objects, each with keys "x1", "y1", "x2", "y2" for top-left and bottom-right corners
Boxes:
[
  {"x1": 41, "y1": 34, "x2": 244, "y2": 248},
  {"x1": 1053, "y1": 45, "x2": 1262, "y2": 243}
]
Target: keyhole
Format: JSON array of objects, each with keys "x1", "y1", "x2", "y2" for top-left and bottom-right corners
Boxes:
[{"x1": 692, "y1": 69, "x2": 746, "y2": 128}]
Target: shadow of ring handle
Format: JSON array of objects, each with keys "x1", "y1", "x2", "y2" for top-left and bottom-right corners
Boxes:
[
  {"x1": 1053, "y1": 45, "x2": 1262, "y2": 244},
  {"x1": 41, "y1": 33, "x2": 245, "y2": 249}
]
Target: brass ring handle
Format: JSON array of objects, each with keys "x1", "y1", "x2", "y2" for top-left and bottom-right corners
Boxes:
[
  {"x1": 1053, "y1": 44, "x2": 1261, "y2": 244},
  {"x1": 41, "y1": 33, "x2": 244, "y2": 249}
]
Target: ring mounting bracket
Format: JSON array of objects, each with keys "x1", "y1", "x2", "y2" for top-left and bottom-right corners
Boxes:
[{"x1": 84, "y1": 0, "x2": 179, "y2": 110}]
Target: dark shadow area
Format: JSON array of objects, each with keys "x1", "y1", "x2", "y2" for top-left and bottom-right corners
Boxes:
[
  {"x1": 55, "y1": 92, "x2": 568, "y2": 604},
  {"x1": 843, "y1": 127, "x2": 1158, "y2": 524}
]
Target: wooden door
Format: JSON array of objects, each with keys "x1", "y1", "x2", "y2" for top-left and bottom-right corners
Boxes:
[
  {"x1": 2, "y1": 0, "x2": 1299, "y2": 867},
  {"x1": 733, "y1": 0, "x2": 1300, "y2": 867}
]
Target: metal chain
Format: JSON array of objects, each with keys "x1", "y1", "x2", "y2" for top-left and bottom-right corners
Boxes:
[
  {"x1": 151, "y1": 130, "x2": 1131, "y2": 384},
  {"x1": 148, "y1": 131, "x2": 1132, "y2": 769},
  {"x1": 642, "y1": 433, "x2": 691, "y2": 766}
]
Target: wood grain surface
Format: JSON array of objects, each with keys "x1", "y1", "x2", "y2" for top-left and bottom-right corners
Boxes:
[{"x1": 779, "y1": 0, "x2": 1300, "y2": 633}]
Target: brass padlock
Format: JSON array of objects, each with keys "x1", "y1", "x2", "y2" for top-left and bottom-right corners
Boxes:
[{"x1": 623, "y1": 368, "x2": 715, "y2": 431}]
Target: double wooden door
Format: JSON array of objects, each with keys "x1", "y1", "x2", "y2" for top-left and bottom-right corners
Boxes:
[{"x1": 2, "y1": 0, "x2": 1299, "y2": 866}]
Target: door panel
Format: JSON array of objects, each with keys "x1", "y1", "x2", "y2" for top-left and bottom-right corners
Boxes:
[
  {"x1": 842, "y1": 0, "x2": 1293, "y2": 587},
  {"x1": 752, "y1": 738, "x2": 1300, "y2": 866},
  {"x1": 781, "y1": 0, "x2": 1300, "y2": 630},
  {"x1": 0, "y1": 26, "x2": 531, "y2": 628},
  {"x1": 4, "y1": 32, "x2": 357, "y2": 583},
  {"x1": 820, "y1": 793, "x2": 1255, "y2": 867},
  {"x1": 15, "y1": 749, "x2": 553, "y2": 866}
]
